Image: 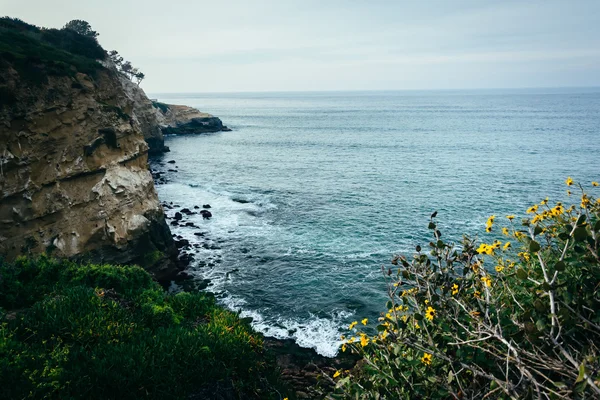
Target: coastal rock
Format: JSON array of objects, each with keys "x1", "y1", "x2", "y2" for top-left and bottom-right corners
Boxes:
[
  {"x1": 200, "y1": 210, "x2": 212, "y2": 219},
  {"x1": 155, "y1": 103, "x2": 229, "y2": 135},
  {"x1": 0, "y1": 64, "x2": 178, "y2": 280}
]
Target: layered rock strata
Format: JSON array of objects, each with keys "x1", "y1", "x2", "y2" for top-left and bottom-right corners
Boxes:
[{"x1": 0, "y1": 65, "x2": 178, "y2": 280}]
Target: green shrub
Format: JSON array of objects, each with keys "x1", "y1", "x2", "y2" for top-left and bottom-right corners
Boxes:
[
  {"x1": 0, "y1": 257, "x2": 286, "y2": 399},
  {"x1": 332, "y1": 179, "x2": 600, "y2": 399},
  {"x1": 0, "y1": 16, "x2": 105, "y2": 86}
]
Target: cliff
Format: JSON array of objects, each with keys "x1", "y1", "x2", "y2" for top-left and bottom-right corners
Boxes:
[
  {"x1": 0, "y1": 18, "x2": 178, "y2": 280},
  {"x1": 117, "y1": 80, "x2": 230, "y2": 155}
]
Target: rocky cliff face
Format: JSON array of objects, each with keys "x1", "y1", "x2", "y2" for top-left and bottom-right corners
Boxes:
[
  {"x1": 0, "y1": 63, "x2": 178, "y2": 280},
  {"x1": 117, "y1": 74, "x2": 168, "y2": 155}
]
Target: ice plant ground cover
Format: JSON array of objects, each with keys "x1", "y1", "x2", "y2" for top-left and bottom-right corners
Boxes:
[
  {"x1": 332, "y1": 179, "x2": 600, "y2": 399},
  {"x1": 0, "y1": 258, "x2": 287, "y2": 399}
]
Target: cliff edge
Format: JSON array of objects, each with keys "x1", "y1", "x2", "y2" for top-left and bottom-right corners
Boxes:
[{"x1": 0, "y1": 18, "x2": 178, "y2": 279}]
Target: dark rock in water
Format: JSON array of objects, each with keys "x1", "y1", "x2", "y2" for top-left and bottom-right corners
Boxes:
[
  {"x1": 202, "y1": 204, "x2": 211, "y2": 209},
  {"x1": 196, "y1": 279, "x2": 211, "y2": 291},
  {"x1": 167, "y1": 160, "x2": 176, "y2": 164},
  {"x1": 174, "y1": 212, "x2": 183, "y2": 220},
  {"x1": 200, "y1": 210, "x2": 212, "y2": 219},
  {"x1": 184, "y1": 222, "x2": 196, "y2": 227},
  {"x1": 194, "y1": 205, "x2": 200, "y2": 209},
  {"x1": 170, "y1": 221, "x2": 179, "y2": 226},
  {"x1": 181, "y1": 208, "x2": 193, "y2": 215},
  {"x1": 168, "y1": 169, "x2": 177, "y2": 172},
  {"x1": 176, "y1": 235, "x2": 183, "y2": 239},
  {"x1": 232, "y1": 198, "x2": 250, "y2": 204},
  {"x1": 174, "y1": 239, "x2": 190, "y2": 249},
  {"x1": 240, "y1": 248, "x2": 249, "y2": 254},
  {"x1": 193, "y1": 232, "x2": 205, "y2": 237},
  {"x1": 174, "y1": 271, "x2": 191, "y2": 282},
  {"x1": 221, "y1": 126, "x2": 232, "y2": 132}
]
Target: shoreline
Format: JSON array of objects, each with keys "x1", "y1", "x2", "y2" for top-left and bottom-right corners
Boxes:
[{"x1": 149, "y1": 150, "x2": 358, "y2": 397}]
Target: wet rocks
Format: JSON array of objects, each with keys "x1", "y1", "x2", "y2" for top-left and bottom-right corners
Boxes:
[
  {"x1": 200, "y1": 210, "x2": 212, "y2": 219},
  {"x1": 202, "y1": 204, "x2": 211, "y2": 209}
]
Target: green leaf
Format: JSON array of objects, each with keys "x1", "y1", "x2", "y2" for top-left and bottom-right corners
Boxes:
[
  {"x1": 576, "y1": 214, "x2": 587, "y2": 226},
  {"x1": 574, "y1": 227, "x2": 588, "y2": 242},
  {"x1": 414, "y1": 313, "x2": 423, "y2": 321},
  {"x1": 529, "y1": 241, "x2": 541, "y2": 253},
  {"x1": 554, "y1": 261, "x2": 566, "y2": 271},
  {"x1": 594, "y1": 220, "x2": 600, "y2": 232},
  {"x1": 535, "y1": 319, "x2": 546, "y2": 331},
  {"x1": 428, "y1": 222, "x2": 436, "y2": 230},
  {"x1": 533, "y1": 226, "x2": 543, "y2": 236},
  {"x1": 576, "y1": 362, "x2": 587, "y2": 383},
  {"x1": 517, "y1": 268, "x2": 529, "y2": 280}
]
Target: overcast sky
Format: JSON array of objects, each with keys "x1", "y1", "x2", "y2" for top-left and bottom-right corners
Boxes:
[{"x1": 3, "y1": 0, "x2": 600, "y2": 92}]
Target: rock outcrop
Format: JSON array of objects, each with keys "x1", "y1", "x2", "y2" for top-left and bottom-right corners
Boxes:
[
  {"x1": 0, "y1": 62, "x2": 178, "y2": 280},
  {"x1": 155, "y1": 103, "x2": 231, "y2": 135}
]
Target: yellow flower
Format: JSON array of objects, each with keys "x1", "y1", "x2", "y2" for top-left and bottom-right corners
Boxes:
[
  {"x1": 551, "y1": 205, "x2": 564, "y2": 216},
  {"x1": 421, "y1": 353, "x2": 433, "y2": 366},
  {"x1": 566, "y1": 177, "x2": 573, "y2": 186},
  {"x1": 360, "y1": 334, "x2": 369, "y2": 347},
  {"x1": 341, "y1": 343, "x2": 347, "y2": 352},
  {"x1": 414, "y1": 322, "x2": 420, "y2": 329},
  {"x1": 567, "y1": 190, "x2": 572, "y2": 196},
  {"x1": 495, "y1": 265, "x2": 504, "y2": 273},
  {"x1": 532, "y1": 214, "x2": 543, "y2": 224},
  {"x1": 476, "y1": 243, "x2": 495, "y2": 256},
  {"x1": 502, "y1": 227, "x2": 509, "y2": 236},
  {"x1": 503, "y1": 241, "x2": 511, "y2": 251},
  {"x1": 425, "y1": 306, "x2": 436, "y2": 321},
  {"x1": 333, "y1": 370, "x2": 341, "y2": 378},
  {"x1": 348, "y1": 321, "x2": 357, "y2": 330},
  {"x1": 540, "y1": 197, "x2": 548, "y2": 205},
  {"x1": 581, "y1": 195, "x2": 591, "y2": 209},
  {"x1": 526, "y1": 204, "x2": 538, "y2": 214},
  {"x1": 593, "y1": 181, "x2": 599, "y2": 187},
  {"x1": 361, "y1": 318, "x2": 368, "y2": 326},
  {"x1": 451, "y1": 283, "x2": 459, "y2": 295},
  {"x1": 474, "y1": 290, "x2": 481, "y2": 298},
  {"x1": 506, "y1": 215, "x2": 515, "y2": 221},
  {"x1": 481, "y1": 276, "x2": 492, "y2": 287}
]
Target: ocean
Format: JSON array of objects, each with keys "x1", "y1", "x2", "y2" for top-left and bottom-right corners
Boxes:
[{"x1": 149, "y1": 88, "x2": 600, "y2": 357}]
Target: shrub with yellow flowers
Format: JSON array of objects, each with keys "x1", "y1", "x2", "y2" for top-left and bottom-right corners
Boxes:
[{"x1": 329, "y1": 179, "x2": 600, "y2": 399}]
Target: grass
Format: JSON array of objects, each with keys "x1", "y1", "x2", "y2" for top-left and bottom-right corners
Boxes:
[{"x1": 0, "y1": 256, "x2": 287, "y2": 399}]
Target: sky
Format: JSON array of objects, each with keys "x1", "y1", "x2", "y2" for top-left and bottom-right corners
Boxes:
[{"x1": 2, "y1": 0, "x2": 600, "y2": 92}]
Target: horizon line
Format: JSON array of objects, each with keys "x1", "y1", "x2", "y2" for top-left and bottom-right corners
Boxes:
[{"x1": 148, "y1": 85, "x2": 600, "y2": 96}]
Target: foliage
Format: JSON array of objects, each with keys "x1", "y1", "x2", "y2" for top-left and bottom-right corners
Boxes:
[
  {"x1": 0, "y1": 256, "x2": 286, "y2": 399},
  {"x1": 0, "y1": 17, "x2": 105, "y2": 85},
  {"x1": 331, "y1": 179, "x2": 600, "y2": 399},
  {"x1": 109, "y1": 50, "x2": 145, "y2": 85},
  {"x1": 152, "y1": 101, "x2": 170, "y2": 113},
  {"x1": 63, "y1": 19, "x2": 99, "y2": 38}
]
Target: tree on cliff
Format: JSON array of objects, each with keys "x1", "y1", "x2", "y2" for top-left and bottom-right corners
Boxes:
[
  {"x1": 63, "y1": 19, "x2": 99, "y2": 39},
  {"x1": 108, "y1": 50, "x2": 145, "y2": 85}
]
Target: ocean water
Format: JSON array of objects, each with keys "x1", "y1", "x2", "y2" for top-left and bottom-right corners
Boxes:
[{"x1": 150, "y1": 88, "x2": 600, "y2": 357}]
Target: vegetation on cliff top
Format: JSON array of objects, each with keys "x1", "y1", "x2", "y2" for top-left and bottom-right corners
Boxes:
[
  {"x1": 0, "y1": 256, "x2": 287, "y2": 399},
  {"x1": 0, "y1": 17, "x2": 105, "y2": 83},
  {"x1": 330, "y1": 180, "x2": 600, "y2": 399}
]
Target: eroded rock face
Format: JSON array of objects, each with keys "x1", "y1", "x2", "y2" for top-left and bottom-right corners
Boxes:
[
  {"x1": 117, "y1": 74, "x2": 168, "y2": 155},
  {"x1": 158, "y1": 104, "x2": 227, "y2": 135},
  {"x1": 0, "y1": 66, "x2": 178, "y2": 280}
]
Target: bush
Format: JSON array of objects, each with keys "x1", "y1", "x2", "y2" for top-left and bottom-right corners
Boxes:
[
  {"x1": 0, "y1": 257, "x2": 286, "y2": 399},
  {"x1": 0, "y1": 16, "x2": 105, "y2": 85},
  {"x1": 331, "y1": 179, "x2": 600, "y2": 399}
]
